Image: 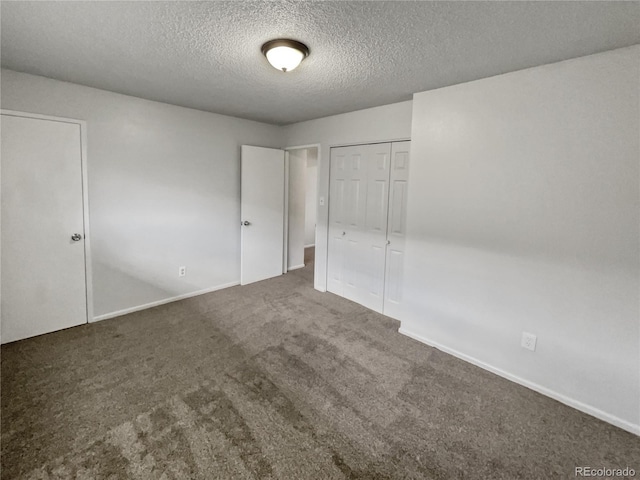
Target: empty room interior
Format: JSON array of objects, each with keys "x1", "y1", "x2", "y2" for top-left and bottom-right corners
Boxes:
[{"x1": 1, "y1": 1, "x2": 639, "y2": 478}]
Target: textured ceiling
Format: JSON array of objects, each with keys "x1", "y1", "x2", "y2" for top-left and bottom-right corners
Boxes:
[{"x1": 1, "y1": 1, "x2": 639, "y2": 125}]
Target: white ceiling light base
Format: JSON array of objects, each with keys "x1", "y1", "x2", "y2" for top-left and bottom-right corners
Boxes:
[{"x1": 261, "y1": 39, "x2": 309, "y2": 72}]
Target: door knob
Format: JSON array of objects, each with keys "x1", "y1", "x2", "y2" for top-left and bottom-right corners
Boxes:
[
  {"x1": 71, "y1": 233, "x2": 83, "y2": 242},
  {"x1": 342, "y1": 231, "x2": 346, "y2": 236},
  {"x1": 242, "y1": 221, "x2": 251, "y2": 226}
]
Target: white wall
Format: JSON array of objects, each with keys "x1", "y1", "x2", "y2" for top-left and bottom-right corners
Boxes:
[
  {"x1": 399, "y1": 46, "x2": 639, "y2": 434},
  {"x1": 282, "y1": 101, "x2": 413, "y2": 291},
  {"x1": 1, "y1": 69, "x2": 283, "y2": 318},
  {"x1": 287, "y1": 148, "x2": 306, "y2": 270},
  {"x1": 305, "y1": 149, "x2": 318, "y2": 247}
]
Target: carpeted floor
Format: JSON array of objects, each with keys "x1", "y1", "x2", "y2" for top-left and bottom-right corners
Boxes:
[
  {"x1": 304, "y1": 246, "x2": 315, "y2": 265},
  {"x1": 1, "y1": 261, "x2": 638, "y2": 479}
]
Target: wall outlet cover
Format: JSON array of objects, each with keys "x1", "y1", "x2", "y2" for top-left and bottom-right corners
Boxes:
[{"x1": 521, "y1": 332, "x2": 537, "y2": 351}]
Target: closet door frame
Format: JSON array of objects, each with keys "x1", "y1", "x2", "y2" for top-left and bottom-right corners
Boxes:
[{"x1": 1, "y1": 109, "x2": 94, "y2": 325}]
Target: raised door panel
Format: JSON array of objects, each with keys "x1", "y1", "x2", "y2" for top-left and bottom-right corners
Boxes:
[
  {"x1": 348, "y1": 151, "x2": 367, "y2": 230},
  {"x1": 347, "y1": 178, "x2": 362, "y2": 228},
  {"x1": 343, "y1": 148, "x2": 367, "y2": 303},
  {"x1": 385, "y1": 249, "x2": 404, "y2": 303},
  {"x1": 366, "y1": 180, "x2": 388, "y2": 233},
  {"x1": 365, "y1": 146, "x2": 391, "y2": 234},
  {"x1": 389, "y1": 180, "x2": 408, "y2": 236},
  {"x1": 343, "y1": 237, "x2": 361, "y2": 303},
  {"x1": 327, "y1": 234, "x2": 345, "y2": 294},
  {"x1": 366, "y1": 243, "x2": 386, "y2": 299}
]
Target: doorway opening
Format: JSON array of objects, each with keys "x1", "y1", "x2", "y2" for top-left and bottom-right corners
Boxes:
[{"x1": 285, "y1": 145, "x2": 319, "y2": 284}]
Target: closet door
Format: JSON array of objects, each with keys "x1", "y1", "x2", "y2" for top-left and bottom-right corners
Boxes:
[
  {"x1": 383, "y1": 141, "x2": 411, "y2": 318},
  {"x1": 327, "y1": 143, "x2": 391, "y2": 313},
  {"x1": 327, "y1": 145, "x2": 367, "y2": 300},
  {"x1": 361, "y1": 143, "x2": 391, "y2": 312}
]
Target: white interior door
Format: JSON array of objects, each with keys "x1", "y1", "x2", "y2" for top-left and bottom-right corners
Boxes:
[
  {"x1": 1, "y1": 113, "x2": 88, "y2": 343},
  {"x1": 383, "y1": 141, "x2": 411, "y2": 318},
  {"x1": 240, "y1": 145, "x2": 285, "y2": 285}
]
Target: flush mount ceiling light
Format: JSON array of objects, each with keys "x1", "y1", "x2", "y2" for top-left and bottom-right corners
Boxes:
[{"x1": 261, "y1": 39, "x2": 309, "y2": 72}]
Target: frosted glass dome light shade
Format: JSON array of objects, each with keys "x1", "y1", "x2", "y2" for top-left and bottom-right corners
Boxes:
[{"x1": 262, "y1": 39, "x2": 309, "y2": 72}]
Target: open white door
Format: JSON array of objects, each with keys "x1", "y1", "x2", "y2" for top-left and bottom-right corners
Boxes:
[
  {"x1": 240, "y1": 145, "x2": 286, "y2": 285},
  {"x1": 1, "y1": 112, "x2": 89, "y2": 343}
]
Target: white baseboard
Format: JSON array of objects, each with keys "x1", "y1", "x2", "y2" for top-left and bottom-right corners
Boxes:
[
  {"x1": 398, "y1": 327, "x2": 640, "y2": 436},
  {"x1": 92, "y1": 281, "x2": 240, "y2": 322},
  {"x1": 304, "y1": 244, "x2": 315, "y2": 248},
  {"x1": 288, "y1": 264, "x2": 305, "y2": 271}
]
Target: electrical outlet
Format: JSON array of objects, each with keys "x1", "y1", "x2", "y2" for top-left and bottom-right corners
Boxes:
[
  {"x1": 178, "y1": 266, "x2": 186, "y2": 277},
  {"x1": 521, "y1": 332, "x2": 537, "y2": 351}
]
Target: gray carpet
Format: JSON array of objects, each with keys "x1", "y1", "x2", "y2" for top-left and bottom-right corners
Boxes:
[
  {"x1": 304, "y1": 246, "x2": 315, "y2": 265},
  {"x1": 2, "y1": 262, "x2": 638, "y2": 479}
]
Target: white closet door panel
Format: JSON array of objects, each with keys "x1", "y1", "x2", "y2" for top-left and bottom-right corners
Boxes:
[
  {"x1": 327, "y1": 147, "x2": 350, "y2": 296},
  {"x1": 384, "y1": 141, "x2": 411, "y2": 318},
  {"x1": 346, "y1": 147, "x2": 366, "y2": 303},
  {"x1": 360, "y1": 143, "x2": 391, "y2": 312},
  {"x1": 327, "y1": 234, "x2": 345, "y2": 294},
  {"x1": 343, "y1": 236, "x2": 361, "y2": 302}
]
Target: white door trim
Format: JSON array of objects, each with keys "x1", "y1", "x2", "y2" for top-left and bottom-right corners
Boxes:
[
  {"x1": 284, "y1": 143, "x2": 322, "y2": 152},
  {"x1": 328, "y1": 138, "x2": 411, "y2": 149},
  {"x1": 1, "y1": 109, "x2": 94, "y2": 324},
  {"x1": 283, "y1": 151, "x2": 290, "y2": 273}
]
